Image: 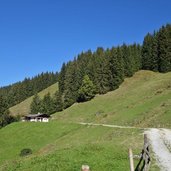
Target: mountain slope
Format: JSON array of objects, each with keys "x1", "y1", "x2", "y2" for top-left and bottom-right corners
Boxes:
[
  {"x1": 9, "y1": 83, "x2": 58, "y2": 116},
  {"x1": 0, "y1": 121, "x2": 151, "y2": 171},
  {"x1": 0, "y1": 71, "x2": 171, "y2": 171},
  {"x1": 1, "y1": 70, "x2": 171, "y2": 170},
  {"x1": 53, "y1": 70, "x2": 171, "y2": 128}
]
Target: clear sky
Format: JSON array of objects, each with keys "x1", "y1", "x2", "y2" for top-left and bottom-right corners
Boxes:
[{"x1": 0, "y1": 0, "x2": 170, "y2": 87}]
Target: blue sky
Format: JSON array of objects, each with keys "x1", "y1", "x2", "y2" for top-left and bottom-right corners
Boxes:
[{"x1": 0, "y1": 0, "x2": 171, "y2": 87}]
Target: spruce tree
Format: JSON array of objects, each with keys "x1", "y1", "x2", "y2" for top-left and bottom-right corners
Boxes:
[
  {"x1": 142, "y1": 33, "x2": 153, "y2": 70},
  {"x1": 122, "y1": 44, "x2": 134, "y2": 77},
  {"x1": 0, "y1": 95, "x2": 13, "y2": 127},
  {"x1": 0, "y1": 95, "x2": 8, "y2": 114},
  {"x1": 63, "y1": 61, "x2": 80, "y2": 108},
  {"x1": 151, "y1": 32, "x2": 159, "y2": 71},
  {"x1": 129, "y1": 44, "x2": 142, "y2": 72},
  {"x1": 109, "y1": 47, "x2": 124, "y2": 90},
  {"x1": 30, "y1": 94, "x2": 42, "y2": 114},
  {"x1": 94, "y1": 47, "x2": 110, "y2": 94},
  {"x1": 41, "y1": 93, "x2": 55, "y2": 115},
  {"x1": 142, "y1": 32, "x2": 159, "y2": 71},
  {"x1": 158, "y1": 24, "x2": 171, "y2": 72},
  {"x1": 53, "y1": 91, "x2": 63, "y2": 112},
  {"x1": 77, "y1": 75, "x2": 96, "y2": 102},
  {"x1": 58, "y1": 63, "x2": 66, "y2": 94}
]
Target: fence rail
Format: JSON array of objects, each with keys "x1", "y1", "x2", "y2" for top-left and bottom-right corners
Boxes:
[{"x1": 129, "y1": 134, "x2": 151, "y2": 171}]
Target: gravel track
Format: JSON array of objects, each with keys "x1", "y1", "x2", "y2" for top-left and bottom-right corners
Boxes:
[
  {"x1": 146, "y1": 128, "x2": 171, "y2": 171},
  {"x1": 79, "y1": 122, "x2": 171, "y2": 170}
]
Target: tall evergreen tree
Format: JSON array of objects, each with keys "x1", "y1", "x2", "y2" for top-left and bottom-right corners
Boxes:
[
  {"x1": 41, "y1": 93, "x2": 55, "y2": 115},
  {"x1": 53, "y1": 91, "x2": 63, "y2": 112},
  {"x1": 63, "y1": 61, "x2": 80, "y2": 108},
  {"x1": 158, "y1": 24, "x2": 171, "y2": 72},
  {"x1": 151, "y1": 32, "x2": 159, "y2": 71},
  {"x1": 30, "y1": 94, "x2": 42, "y2": 114},
  {"x1": 142, "y1": 33, "x2": 158, "y2": 71},
  {"x1": 122, "y1": 44, "x2": 134, "y2": 77},
  {"x1": 142, "y1": 33, "x2": 153, "y2": 70},
  {"x1": 0, "y1": 95, "x2": 14, "y2": 128},
  {"x1": 109, "y1": 47, "x2": 124, "y2": 90},
  {"x1": 94, "y1": 47, "x2": 110, "y2": 94},
  {"x1": 129, "y1": 44, "x2": 142, "y2": 72},
  {"x1": 0, "y1": 95, "x2": 8, "y2": 115},
  {"x1": 58, "y1": 63, "x2": 66, "y2": 94},
  {"x1": 77, "y1": 75, "x2": 96, "y2": 102}
]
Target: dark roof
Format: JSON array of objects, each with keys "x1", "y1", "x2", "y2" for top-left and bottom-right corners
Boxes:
[{"x1": 25, "y1": 114, "x2": 50, "y2": 118}]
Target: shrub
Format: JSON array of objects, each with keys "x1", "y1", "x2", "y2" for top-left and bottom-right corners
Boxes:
[{"x1": 20, "y1": 148, "x2": 32, "y2": 157}]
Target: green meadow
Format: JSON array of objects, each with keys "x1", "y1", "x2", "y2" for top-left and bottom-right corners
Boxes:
[
  {"x1": 54, "y1": 70, "x2": 171, "y2": 128},
  {"x1": 1, "y1": 70, "x2": 170, "y2": 170},
  {"x1": 0, "y1": 121, "x2": 159, "y2": 171}
]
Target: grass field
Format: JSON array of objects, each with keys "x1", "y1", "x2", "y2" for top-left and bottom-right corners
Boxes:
[
  {"x1": 0, "y1": 121, "x2": 159, "y2": 171},
  {"x1": 1, "y1": 70, "x2": 170, "y2": 170},
  {"x1": 9, "y1": 83, "x2": 58, "y2": 116},
  {"x1": 54, "y1": 70, "x2": 171, "y2": 128}
]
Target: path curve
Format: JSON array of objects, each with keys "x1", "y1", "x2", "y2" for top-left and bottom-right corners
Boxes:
[
  {"x1": 146, "y1": 128, "x2": 171, "y2": 171},
  {"x1": 79, "y1": 122, "x2": 171, "y2": 171}
]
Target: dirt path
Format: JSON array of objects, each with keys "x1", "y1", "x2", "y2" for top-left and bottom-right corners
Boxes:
[
  {"x1": 78, "y1": 122, "x2": 137, "y2": 129},
  {"x1": 79, "y1": 122, "x2": 171, "y2": 171},
  {"x1": 146, "y1": 128, "x2": 171, "y2": 171}
]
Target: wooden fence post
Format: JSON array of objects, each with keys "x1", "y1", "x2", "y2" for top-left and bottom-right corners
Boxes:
[
  {"x1": 144, "y1": 134, "x2": 148, "y2": 171},
  {"x1": 134, "y1": 134, "x2": 151, "y2": 171},
  {"x1": 143, "y1": 134, "x2": 150, "y2": 171},
  {"x1": 128, "y1": 148, "x2": 134, "y2": 171},
  {"x1": 81, "y1": 165, "x2": 90, "y2": 171}
]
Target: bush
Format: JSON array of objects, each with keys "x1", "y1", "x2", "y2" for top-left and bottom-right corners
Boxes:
[{"x1": 20, "y1": 148, "x2": 32, "y2": 157}]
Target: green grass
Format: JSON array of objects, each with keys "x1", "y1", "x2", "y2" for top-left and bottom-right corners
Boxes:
[
  {"x1": 0, "y1": 121, "x2": 80, "y2": 165},
  {"x1": 53, "y1": 70, "x2": 171, "y2": 128},
  {"x1": 0, "y1": 121, "x2": 160, "y2": 171},
  {"x1": 9, "y1": 83, "x2": 58, "y2": 116},
  {"x1": 0, "y1": 121, "x2": 146, "y2": 171},
  {"x1": 1, "y1": 70, "x2": 170, "y2": 170}
]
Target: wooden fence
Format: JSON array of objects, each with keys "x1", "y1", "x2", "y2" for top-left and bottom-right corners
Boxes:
[{"x1": 129, "y1": 134, "x2": 151, "y2": 171}]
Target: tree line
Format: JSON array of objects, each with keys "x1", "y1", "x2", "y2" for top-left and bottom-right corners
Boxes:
[
  {"x1": 0, "y1": 23, "x2": 171, "y2": 127},
  {"x1": 56, "y1": 43, "x2": 142, "y2": 109},
  {"x1": 0, "y1": 95, "x2": 19, "y2": 128},
  {"x1": 142, "y1": 24, "x2": 171, "y2": 72},
  {"x1": 30, "y1": 92, "x2": 63, "y2": 115},
  {"x1": 0, "y1": 72, "x2": 58, "y2": 108},
  {"x1": 0, "y1": 72, "x2": 58, "y2": 127},
  {"x1": 31, "y1": 23, "x2": 171, "y2": 114},
  {"x1": 30, "y1": 75, "x2": 96, "y2": 114}
]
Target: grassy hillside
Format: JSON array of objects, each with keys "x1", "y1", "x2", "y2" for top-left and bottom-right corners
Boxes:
[
  {"x1": 0, "y1": 121, "x2": 159, "y2": 171},
  {"x1": 1, "y1": 70, "x2": 170, "y2": 170},
  {"x1": 9, "y1": 83, "x2": 58, "y2": 116},
  {"x1": 53, "y1": 70, "x2": 171, "y2": 128}
]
